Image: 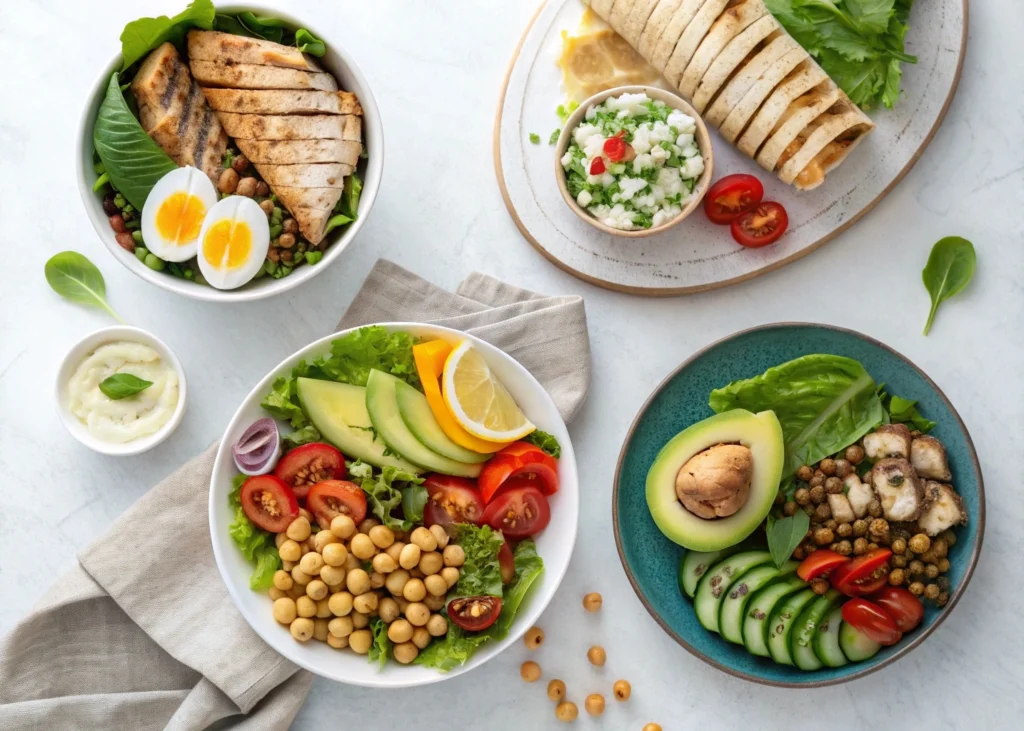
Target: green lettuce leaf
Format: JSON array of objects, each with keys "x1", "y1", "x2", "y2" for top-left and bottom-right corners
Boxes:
[
  {"x1": 227, "y1": 474, "x2": 281, "y2": 590},
  {"x1": 449, "y1": 525, "x2": 504, "y2": 599},
  {"x1": 413, "y1": 624, "x2": 490, "y2": 671},
  {"x1": 313, "y1": 326, "x2": 419, "y2": 389},
  {"x1": 523, "y1": 430, "x2": 561, "y2": 459},
  {"x1": 120, "y1": 0, "x2": 216, "y2": 71},
  {"x1": 260, "y1": 375, "x2": 310, "y2": 430},
  {"x1": 401, "y1": 486, "x2": 428, "y2": 524},
  {"x1": 709, "y1": 354, "x2": 885, "y2": 477},
  {"x1": 368, "y1": 617, "x2": 391, "y2": 669},
  {"x1": 295, "y1": 29, "x2": 326, "y2": 56},
  {"x1": 349, "y1": 461, "x2": 424, "y2": 531},
  {"x1": 486, "y1": 539, "x2": 544, "y2": 639},
  {"x1": 885, "y1": 394, "x2": 936, "y2": 433},
  {"x1": 281, "y1": 424, "x2": 322, "y2": 451}
]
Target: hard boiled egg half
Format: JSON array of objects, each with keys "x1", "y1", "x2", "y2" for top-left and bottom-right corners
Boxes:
[
  {"x1": 196, "y1": 196, "x2": 270, "y2": 289},
  {"x1": 140, "y1": 167, "x2": 218, "y2": 262}
]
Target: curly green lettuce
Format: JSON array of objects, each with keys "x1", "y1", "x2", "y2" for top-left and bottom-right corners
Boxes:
[
  {"x1": 448, "y1": 524, "x2": 505, "y2": 599},
  {"x1": 368, "y1": 617, "x2": 391, "y2": 669},
  {"x1": 228, "y1": 475, "x2": 281, "y2": 590},
  {"x1": 523, "y1": 430, "x2": 562, "y2": 459},
  {"x1": 348, "y1": 461, "x2": 425, "y2": 531}
]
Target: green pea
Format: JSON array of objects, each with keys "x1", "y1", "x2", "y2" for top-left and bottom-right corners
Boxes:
[
  {"x1": 269, "y1": 224, "x2": 283, "y2": 239},
  {"x1": 132, "y1": 230, "x2": 144, "y2": 244},
  {"x1": 264, "y1": 259, "x2": 278, "y2": 275},
  {"x1": 125, "y1": 218, "x2": 140, "y2": 230},
  {"x1": 292, "y1": 251, "x2": 305, "y2": 265},
  {"x1": 305, "y1": 251, "x2": 323, "y2": 265},
  {"x1": 144, "y1": 253, "x2": 166, "y2": 271},
  {"x1": 271, "y1": 207, "x2": 284, "y2": 222},
  {"x1": 113, "y1": 193, "x2": 126, "y2": 208},
  {"x1": 122, "y1": 204, "x2": 134, "y2": 214},
  {"x1": 184, "y1": 268, "x2": 195, "y2": 280},
  {"x1": 134, "y1": 246, "x2": 148, "y2": 262},
  {"x1": 93, "y1": 160, "x2": 106, "y2": 175}
]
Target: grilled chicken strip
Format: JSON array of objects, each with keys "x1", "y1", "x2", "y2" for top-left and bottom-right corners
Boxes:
[
  {"x1": 917, "y1": 482, "x2": 968, "y2": 536},
  {"x1": 190, "y1": 60, "x2": 338, "y2": 92},
  {"x1": 863, "y1": 424, "x2": 913, "y2": 461},
  {"x1": 200, "y1": 89, "x2": 362, "y2": 116},
  {"x1": 843, "y1": 473, "x2": 874, "y2": 519},
  {"x1": 870, "y1": 458, "x2": 925, "y2": 522},
  {"x1": 254, "y1": 163, "x2": 354, "y2": 189},
  {"x1": 235, "y1": 138, "x2": 361, "y2": 166},
  {"x1": 215, "y1": 113, "x2": 362, "y2": 141},
  {"x1": 827, "y1": 493, "x2": 856, "y2": 524},
  {"x1": 910, "y1": 436, "x2": 952, "y2": 482},
  {"x1": 188, "y1": 30, "x2": 321, "y2": 71}
]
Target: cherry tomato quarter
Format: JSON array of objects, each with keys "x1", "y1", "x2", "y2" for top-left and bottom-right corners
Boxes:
[
  {"x1": 831, "y1": 549, "x2": 893, "y2": 597},
  {"x1": 239, "y1": 475, "x2": 299, "y2": 533},
  {"x1": 498, "y1": 541, "x2": 516, "y2": 584},
  {"x1": 730, "y1": 202, "x2": 788, "y2": 247},
  {"x1": 447, "y1": 596, "x2": 502, "y2": 632},
  {"x1": 478, "y1": 442, "x2": 559, "y2": 503},
  {"x1": 703, "y1": 174, "x2": 764, "y2": 224},
  {"x1": 872, "y1": 587, "x2": 925, "y2": 633},
  {"x1": 422, "y1": 474, "x2": 485, "y2": 527},
  {"x1": 841, "y1": 598, "x2": 903, "y2": 646},
  {"x1": 589, "y1": 157, "x2": 606, "y2": 175},
  {"x1": 273, "y1": 442, "x2": 344, "y2": 500},
  {"x1": 306, "y1": 480, "x2": 367, "y2": 528},
  {"x1": 481, "y1": 486, "x2": 551, "y2": 538},
  {"x1": 797, "y1": 550, "x2": 850, "y2": 582}
]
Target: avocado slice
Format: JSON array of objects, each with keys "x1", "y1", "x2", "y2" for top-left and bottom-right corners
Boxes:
[
  {"x1": 394, "y1": 380, "x2": 490, "y2": 464},
  {"x1": 296, "y1": 377, "x2": 421, "y2": 473},
  {"x1": 646, "y1": 409, "x2": 785, "y2": 551},
  {"x1": 366, "y1": 370, "x2": 483, "y2": 478},
  {"x1": 694, "y1": 551, "x2": 773, "y2": 633}
]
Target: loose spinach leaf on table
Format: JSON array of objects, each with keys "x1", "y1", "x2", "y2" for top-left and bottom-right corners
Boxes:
[
  {"x1": 120, "y1": 0, "x2": 216, "y2": 71},
  {"x1": 767, "y1": 511, "x2": 810, "y2": 567},
  {"x1": 922, "y1": 236, "x2": 976, "y2": 336},
  {"x1": 44, "y1": 251, "x2": 123, "y2": 322},
  {"x1": 99, "y1": 373, "x2": 153, "y2": 400}
]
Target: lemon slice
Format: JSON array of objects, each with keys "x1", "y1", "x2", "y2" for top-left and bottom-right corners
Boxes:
[{"x1": 442, "y1": 341, "x2": 535, "y2": 442}]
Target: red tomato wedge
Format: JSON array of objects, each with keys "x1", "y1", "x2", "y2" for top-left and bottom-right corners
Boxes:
[
  {"x1": 273, "y1": 442, "x2": 344, "y2": 500},
  {"x1": 422, "y1": 474, "x2": 485, "y2": 528},
  {"x1": 831, "y1": 549, "x2": 893, "y2": 597},
  {"x1": 478, "y1": 442, "x2": 559, "y2": 503},
  {"x1": 731, "y1": 202, "x2": 788, "y2": 247},
  {"x1": 447, "y1": 596, "x2": 502, "y2": 632},
  {"x1": 498, "y1": 541, "x2": 516, "y2": 584},
  {"x1": 704, "y1": 174, "x2": 764, "y2": 224},
  {"x1": 797, "y1": 550, "x2": 850, "y2": 582},
  {"x1": 872, "y1": 587, "x2": 925, "y2": 633},
  {"x1": 307, "y1": 480, "x2": 366, "y2": 528},
  {"x1": 589, "y1": 157, "x2": 606, "y2": 175},
  {"x1": 842, "y1": 598, "x2": 903, "y2": 646},
  {"x1": 239, "y1": 475, "x2": 299, "y2": 533},
  {"x1": 481, "y1": 485, "x2": 551, "y2": 538}
]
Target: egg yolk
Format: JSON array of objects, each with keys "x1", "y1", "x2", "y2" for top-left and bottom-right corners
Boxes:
[
  {"x1": 155, "y1": 192, "x2": 207, "y2": 245},
  {"x1": 202, "y1": 219, "x2": 252, "y2": 269}
]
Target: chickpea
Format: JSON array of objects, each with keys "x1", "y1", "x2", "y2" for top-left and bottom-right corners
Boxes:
[
  {"x1": 892, "y1": 554, "x2": 908, "y2": 568},
  {"x1": 282, "y1": 217, "x2": 298, "y2": 234},
  {"x1": 794, "y1": 487, "x2": 811, "y2": 506},
  {"x1": 376, "y1": 597, "x2": 399, "y2": 624},
  {"x1": 295, "y1": 596, "x2": 317, "y2": 618},
  {"x1": 331, "y1": 514, "x2": 356, "y2": 539},
  {"x1": 299, "y1": 539, "x2": 313, "y2": 555},
  {"x1": 313, "y1": 529, "x2": 337, "y2": 553},
  {"x1": 924, "y1": 583, "x2": 941, "y2": 601},
  {"x1": 583, "y1": 592, "x2": 603, "y2": 613},
  {"x1": 424, "y1": 593, "x2": 446, "y2": 611},
  {"x1": 833, "y1": 459, "x2": 853, "y2": 478},
  {"x1": 312, "y1": 618, "x2": 330, "y2": 642},
  {"x1": 388, "y1": 618, "x2": 414, "y2": 643},
  {"x1": 387, "y1": 641, "x2": 416, "y2": 664},
  {"x1": 286, "y1": 517, "x2": 311, "y2": 542},
  {"x1": 521, "y1": 661, "x2": 541, "y2": 683},
  {"x1": 328, "y1": 615, "x2": 354, "y2": 638},
  {"x1": 272, "y1": 570, "x2": 293, "y2": 591},
  {"x1": 385, "y1": 569, "x2": 411, "y2": 596},
  {"x1": 305, "y1": 579, "x2": 328, "y2": 601},
  {"x1": 810, "y1": 578, "x2": 830, "y2": 595},
  {"x1": 548, "y1": 679, "x2": 567, "y2": 702},
  {"x1": 269, "y1": 587, "x2": 287, "y2": 601},
  {"x1": 235, "y1": 176, "x2": 258, "y2": 198},
  {"x1": 351, "y1": 612, "x2": 369, "y2": 629},
  {"x1": 428, "y1": 524, "x2": 450, "y2": 549},
  {"x1": 327, "y1": 633, "x2": 348, "y2": 649},
  {"x1": 809, "y1": 485, "x2": 826, "y2": 504},
  {"x1": 416, "y1": 553, "x2": 442, "y2": 578},
  {"x1": 218, "y1": 168, "x2": 239, "y2": 194},
  {"x1": 937, "y1": 558, "x2": 951, "y2": 573},
  {"x1": 411, "y1": 626, "x2": 431, "y2": 650},
  {"x1": 426, "y1": 613, "x2": 448, "y2": 637},
  {"x1": 344, "y1": 553, "x2": 361, "y2": 572},
  {"x1": 814, "y1": 528, "x2": 835, "y2": 545},
  {"x1": 397, "y1": 543, "x2": 421, "y2": 570},
  {"x1": 346, "y1": 569, "x2": 371, "y2": 596},
  {"x1": 585, "y1": 694, "x2": 605, "y2": 717},
  {"x1": 869, "y1": 519, "x2": 891, "y2": 543},
  {"x1": 348, "y1": 629, "x2": 372, "y2": 654},
  {"x1": 867, "y1": 542, "x2": 879, "y2": 551},
  {"x1": 272, "y1": 597, "x2": 297, "y2": 624},
  {"x1": 316, "y1": 599, "x2": 333, "y2": 618},
  {"x1": 320, "y1": 565, "x2": 346, "y2": 586},
  {"x1": 796, "y1": 465, "x2": 814, "y2": 482},
  {"x1": 643, "y1": 724, "x2": 663, "y2": 731},
  {"x1": 259, "y1": 199, "x2": 275, "y2": 217},
  {"x1": 792, "y1": 546, "x2": 806, "y2": 561},
  {"x1": 279, "y1": 539, "x2": 301, "y2": 562},
  {"x1": 889, "y1": 568, "x2": 907, "y2": 585},
  {"x1": 845, "y1": 445, "x2": 865, "y2": 464},
  {"x1": 372, "y1": 553, "x2": 398, "y2": 574},
  {"x1": 290, "y1": 617, "x2": 314, "y2": 642},
  {"x1": 825, "y1": 477, "x2": 844, "y2": 494},
  {"x1": 409, "y1": 526, "x2": 438, "y2": 552},
  {"x1": 299, "y1": 552, "x2": 325, "y2": 576},
  {"x1": 613, "y1": 679, "x2": 631, "y2": 701},
  {"x1": 441, "y1": 567, "x2": 461, "y2": 588},
  {"x1": 406, "y1": 602, "x2": 430, "y2": 627},
  {"x1": 443, "y1": 544, "x2": 466, "y2": 568},
  {"x1": 365, "y1": 524, "x2": 393, "y2": 549},
  {"x1": 350, "y1": 534, "x2": 377, "y2": 560},
  {"x1": 837, "y1": 522, "x2": 853, "y2": 538},
  {"x1": 369, "y1": 571, "x2": 386, "y2": 589},
  {"x1": 931, "y1": 538, "x2": 948, "y2": 559},
  {"x1": 924, "y1": 564, "x2": 940, "y2": 579},
  {"x1": 783, "y1": 502, "x2": 798, "y2": 517},
  {"x1": 852, "y1": 519, "x2": 869, "y2": 537},
  {"x1": 819, "y1": 458, "x2": 837, "y2": 476},
  {"x1": 299, "y1": 508, "x2": 312, "y2": 523},
  {"x1": 358, "y1": 518, "x2": 381, "y2": 534},
  {"x1": 287, "y1": 585, "x2": 305, "y2": 600},
  {"x1": 555, "y1": 701, "x2": 578, "y2": 722},
  {"x1": 524, "y1": 626, "x2": 544, "y2": 650},
  {"x1": 940, "y1": 529, "x2": 957, "y2": 547},
  {"x1": 809, "y1": 473, "x2": 825, "y2": 488},
  {"x1": 423, "y1": 574, "x2": 448, "y2": 598},
  {"x1": 402, "y1": 578, "x2": 426, "y2": 603},
  {"x1": 908, "y1": 581, "x2": 925, "y2": 596},
  {"x1": 587, "y1": 645, "x2": 606, "y2": 666},
  {"x1": 291, "y1": 567, "x2": 312, "y2": 586},
  {"x1": 815, "y1": 504, "x2": 832, "y2": 522},
  {"x1": 385, "y1": 541, "x2": 406, "y2": 563}
]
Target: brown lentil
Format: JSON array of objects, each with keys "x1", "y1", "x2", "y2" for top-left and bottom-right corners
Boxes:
[
  {"x1": 853, "y1": 537, "x2": 869, "y2": 555},
  {"x1": 888, "y1": 568, "x2": 906, "y2": 585},
  {"x1": 909, "y1": 560, "x2": 925, "y2": 576},
  {"x1": 836, "y1": 523, "x2": 853, "y2": 538},
  {"x1": 819, "y1": 458, "x2": 837, "y2": 476},
  {"x1": 282, "y1": 217, "x2": 298, "y2": 234},
  {"x1": 796, "y1": 465, "x2": 814, "y2": 482},
  {"x1": 834, "y1": 540, "x2": 852, "y2": 556},
  {"x1": 932, "y1": 539, "x2": 948, "y2": 559},
  {"x1": 809, "y1": 473, "x2": 825, "y2": 488},
  {"x1": 824, "y1": 519, "x2": 838, "y2": 531},
  {"x1": 259, "y1": 199, "x2": 274, "y2": 216},
  {"x1": 815, "y1": 504, "x2": 832, "y2": 522},
  {"x1": 810, "y1": 578, "x2": 829, "y2": 595},
  {"x1": 891, "y1": 538, "x2": 907, "y2": 555},
  {"x1": 814, "y1": 528, "x2": 835, "y2": 545},
  {"x1": 792, "y1": 546, "x2": 806, "y2": 561},
  {"x1": 867, "y1": 542, "x2": 879, "y2": 551},
  {"x1": 869, "y1": 519, "x2": 890, "y2": 543},
  {"x1": 833, "y1": 459, "x2": 853, "y2": 478},
  {"x1": 825, "y1": 477, "x2": 844, "y2": 494},
  {"x1": 852, "y1": 519, "x2": 869, "y2": 537},
  {"x1": 218, "y1": 168, "x2": 239, "y2": 194},
  {"x1": 255, "y1": 181, "x2": 270, "y2": 197},
  {"x1": 231, "y1": 154, "x2": 249, "y2": 173},
  {"x1": 279, "y1": 233, "x2": 297, "y2": 249},
  {"x1": 892, "y1": 555, "x2": 908, "y2": 568},
  {"x1": 784, "y1": 502, "x2": 798, "y2": 517},
  {"x1": 803, "y1": 504, "x2": 816, "y2": 517},
  {"x1": 236, "y1": 177, "x2": 258, "y2": 197},
  {"x1": 809, "y1": 485, "x2": 826, "y2": 504},
  {"x1": 924, "y1": 564, "x2": 940, "y2": 579}
]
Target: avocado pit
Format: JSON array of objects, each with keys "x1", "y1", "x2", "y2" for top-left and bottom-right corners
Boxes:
[{"x1": 675, "y1": 443, "x2": 753, "y2": 519}]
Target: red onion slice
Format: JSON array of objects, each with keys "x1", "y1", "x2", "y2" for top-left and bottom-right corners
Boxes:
[{"x1": 233, "y1": 417, "x2": 282, "y2": 475}]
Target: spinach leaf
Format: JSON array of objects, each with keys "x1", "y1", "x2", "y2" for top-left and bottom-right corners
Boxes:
[
  {"x1": 922, "y1": 236, "x2": 976, "y2": 335},
  {"x1": 93, "y1": 72, "x2": 179, "y2": 210},
  {"x1": 120, "y1": 0, "x2": 216, "y2": 71},
  {"x1": 448, "y1": 524, "x2": 504, "y2": 599},
  {"x1": 228, "y1": 474, "x2": 281, "y2": 590},
  {"x1": 99, "y1": 373, "x2": 153, "y2": 400},
  {"x1": 523, "y1": 430, "x2": 561, "y2": 459},
  {"x1": 766, "y1": 511, "x2": 810, "y2": 568},
  {"x1": 322, "y1": 213, "x2": 353, "y2": 236},
  {"x1": 886, "y1": 395, "x2": 936, "y2": 433},
  {"x1": 295, "y1": 29, "x2": 326, "y2": 57},
  {"x1": 44, "y1": 251, "x2": 123, "y2": 322},
  {"x1": 709, "y1": 354, "x2": 884, "y2": 476}
]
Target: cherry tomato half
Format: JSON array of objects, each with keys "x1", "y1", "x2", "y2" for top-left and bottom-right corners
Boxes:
[
  {"x1": 703, "y1": 174, "x2": 764, "y2": 224},
  {"x1": 841, "y1": 598, "x2": 903, "y2": 646},
  {"x1": 797, "y1": 550, "x2": 849, "y2": 582},
  {"x1": 871, "y1": 586, "x2": 925, "y2": 633},
  {"x1": 239, "y1": 475, "x2": 299, "y2": 533},
  {"x1": 447, "y1": 595, "x2": 503, "y2": 632},
  {"x1": 273, "y1": 442, "x2": 344, "y2": 500},
  {"x1": 478, "y1": 442, "x2": 559, "y2": 503},
  {"x1": 481, "y1": 486, "x2": 551, "y2": 538},
  {"x1": 307, "y1": 480, "x2": 367, "y2": 529},
  {"x1": 831, "y1": 549, "x2": 893, "y2": 597},
  {"x1": 498, "y1": 541, "x2": 516, "y2": 584},
  {"x1": 730, "y1": 202, "x2": 788, "y2": 247},
  {"x1": 422, "y1": 474, "x2": 485, "y2": 528},
  {"x1": 589, "y1": 157, "x2": 606, "y2": 175}
]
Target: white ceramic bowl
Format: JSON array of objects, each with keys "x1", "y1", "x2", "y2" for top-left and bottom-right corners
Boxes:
[
  {"x1": 75, "y1": 4, "x2": 383, "y2": 302},
  {"x1": 55, "y1": 326, "x2": 188, "y2": 456},
  {"x1": 209, "y1": 323, "x2": 579, "y2": 687}
]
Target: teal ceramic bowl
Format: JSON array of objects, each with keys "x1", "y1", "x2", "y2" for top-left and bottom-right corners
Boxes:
[{"x1": 613, "y1": 323, "x2": 984, "y2": 687}]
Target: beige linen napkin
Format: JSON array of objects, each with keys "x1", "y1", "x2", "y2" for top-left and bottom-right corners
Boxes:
[{"x1": 0, "y1": 259, "x2": 590, "y2": 730}]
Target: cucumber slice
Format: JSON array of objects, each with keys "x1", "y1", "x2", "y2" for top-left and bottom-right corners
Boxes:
[
  {"x1": 813, "y1": 606, "x2": 848, "y2": 668},
  {"x1": 679, "y1": 548, "x2": 739, "y2": 599},
  {"x1": 694, "y1": 551, "x2": 773, "y2": 633},
  {"x1": 767, "y1": 588, "x2": 818, "y2": 666},
  {"x1": 718, "y1": 561, "x2": 797, "y2": 645},
  {"x1": 741, "y1": 575, "x2": 806, "y2": 657},
  {"x1": 790, "y1": 590, "x2": 841, "y2": 671},
  {"x1": 839, "y1": 620, "x2": 882, "y2": 662}
]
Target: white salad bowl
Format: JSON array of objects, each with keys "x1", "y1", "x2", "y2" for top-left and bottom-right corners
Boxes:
[
  {"x1": 209, "y1": 323, "x2": 579, "y2": 687},
  {"x1": 55, "y1": 325, "x2": 188, "y2": 456},
  {"x1": 75, "y1": 4, "x2": 384, "y2": 302}
]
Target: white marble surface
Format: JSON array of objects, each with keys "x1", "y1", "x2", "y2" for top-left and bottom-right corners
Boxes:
[{"x1": 1, "y1": 1, "x2": 1022, "y2": 729}]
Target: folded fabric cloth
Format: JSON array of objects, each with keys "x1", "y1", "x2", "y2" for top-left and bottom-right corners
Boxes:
[{"x1": 0, "y1": 259, "x2": 590, "y2": 730}]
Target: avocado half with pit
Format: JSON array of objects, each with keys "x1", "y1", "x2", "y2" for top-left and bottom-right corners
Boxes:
[{"x1": 646, "y1": 409, "x2": 784, "y2": 552}]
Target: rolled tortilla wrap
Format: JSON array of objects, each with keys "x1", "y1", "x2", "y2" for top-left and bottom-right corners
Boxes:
[
  {"x1": 777, "y1": 100, "x2": 874, "y2": 189},
  {"x1": 649, "y1": 0, "x2": 708, "y2": 71},
  {"x1": 638, "y1": 0, "x2": 687, "y2": 60},
  {"x1": 623, "y1": 0, "x2": 664, "y2": 47},
  {"x1": 608, "y1": 0, "x2": 638, "y2": 36},
  {"x1": 590, "y1": 0, "x2": 617, "y2": 18},
  {"x1": 756, "y1": 82, "x2": 841, "y2": 171},
  {"x1": 678, "y1": 0, "x2": 768, "y2": 99},
  {"x1": 664, "y1": 0, "x2": 733, "y2": 87},
  {"x1": 702, "y1": 32, "x2": 799, "y2": 118},
  {"x1": 730, "y1": 57, "x2": 827, "y2": 149},
  {"x1": 692, "y1": 14, "x2": 780, "y2": 120}
]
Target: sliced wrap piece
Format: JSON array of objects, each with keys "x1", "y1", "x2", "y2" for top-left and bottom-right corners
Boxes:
[
  {"x1": 638, "y1": 0, "x2": 687, "y2": 60},
  {"x1": 201, "y1": 89, "x2": 362, "y2": 116},
  {"x1": 733, "y1": 58, "x2": 828, "y2": 152},
  {"x1": 189, "y1": 60, "x2": 338, "y2": 91},
  {"x1": 187, "y1": 30, "x2": 321, "y2": 71},
  {"x1": 664, "y1": 0, "x2": 733, "y2": 87},
  {"x1": 235, "y1": 138, "x2": 362, "y2": 165},
  {"x1": 691, "y1": 14, "x2": 779, "y2": 118},
  {"x1": 216, "y1": 113, "x2": 362, "y2": 141},
  {"x1": 649, "y1": 0, "x2": 707, "y2": 71},
  {"x1": 702, "y1": 32, "x2": 799, "y2": 118},
  {"x1": 678, "y1": 0, "x2": 767, "y2": 99},
  {"x1": 756, "y1": 82, "x2": 840, "y2": 171},
  {"x1": 776, "y1": 98, "x2": 874, "y2": 190},
  {"x1": 622, "y1": 0, "x2": 663, "y2": 47}
]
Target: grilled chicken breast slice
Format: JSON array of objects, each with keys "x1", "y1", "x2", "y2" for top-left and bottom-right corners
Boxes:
[
  {"x1": 190, "y1": 60, "x2": 338, "y2": 91},
  {"x1": 910, "y1": 436, "x2": 952, "y2": 482},
  {"x1": 863, "y1": 424, "x2": 913, "y2": 461},
  {"x1": 187, "y1": 30, "x2": 321, "y2": 71},
  {"x1": 201, "y1": 89, "x2": 362, "y2": 116},
  {"x1": 273, "y1": 186, "x2": 346, "y2": 212},
  {"x1": 254, "y1": 163, "x2": 354, "y2": 189},
  {"x1": 917, "y1": 482, "x2": 967, "y2": 536},
  {"x1": 235, "y1": 138, "x2": 361, "y2": 166},
  {"x1": 215, "y1": 113, "x2": 362, "y2": 141},
  {"x1": 870, "y1": 458, "x2": 925, "y2": 522}
]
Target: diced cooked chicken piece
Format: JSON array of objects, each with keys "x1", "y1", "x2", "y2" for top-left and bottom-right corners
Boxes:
[
  {"x1": 863, "y1": 424, "x2": 912, "y2": 460},
  {"x1": 235, "y1": 138, "x2": 361, "y2": 165},
  {"x1": 215, "y1": 113, "x2": 361, "y2": 141},
  {"x1": 870, "y1": 458, "x2": 925, "y2": 522},
  {"x1": 130, "y1": 43, "x2": 227, "y2": 183},
  {"x1": 827, "y1": 493, "x2": 856, "y2": 524},
  {"x1": 272, "y1": 186, "x2": 344, "y2": 212},
  {"x1": 189, "y1": 60, "x2": 338, "y2": 91},
  {"x1": 843, "y1": 474, "x2": 874, "y2": 519},
  {"x1": 911, "y1": 436, "x2": 952, "y2": 481},
  {"x1": 188, "y1": 30, "x2": 321, "y2": 71},
  {"x1": 201, "y1": 89, "x2": 362, "y2": 116},
  {"x1": 253, "y1": 163, "x2": 353, "y2": 189},
  {"x1": 917, "y1": 482, "x2": 968, "y2": 536}
]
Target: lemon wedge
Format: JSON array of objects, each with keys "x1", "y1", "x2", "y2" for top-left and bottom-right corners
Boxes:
[{"x1": 442, "y1": 341, "x2": 535, "y2": 442}]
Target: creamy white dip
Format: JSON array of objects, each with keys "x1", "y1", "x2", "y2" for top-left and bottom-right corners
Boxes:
[{"x1": 67, "y1": 341, "x2": 179, "y2": 443}]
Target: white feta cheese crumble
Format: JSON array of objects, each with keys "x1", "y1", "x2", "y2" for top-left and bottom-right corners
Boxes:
[{"x1": 576, "y1": 190, "x2": 592, "y2": 207}]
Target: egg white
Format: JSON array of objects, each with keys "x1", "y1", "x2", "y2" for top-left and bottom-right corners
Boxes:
[
  {"x1": 196, "y1": 196, "x2": 270, "y2": 290},
  {"x1": 140, "y1": 167, "x2": 218, "y2": 263}
]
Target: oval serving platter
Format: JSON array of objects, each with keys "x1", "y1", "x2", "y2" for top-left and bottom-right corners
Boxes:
[
  {"x1": 612, "y1": 323, "x2": 984, "y2": 686},
  {"x1": 494, "y1": 0, "x2": 967, "y2": 295}
]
